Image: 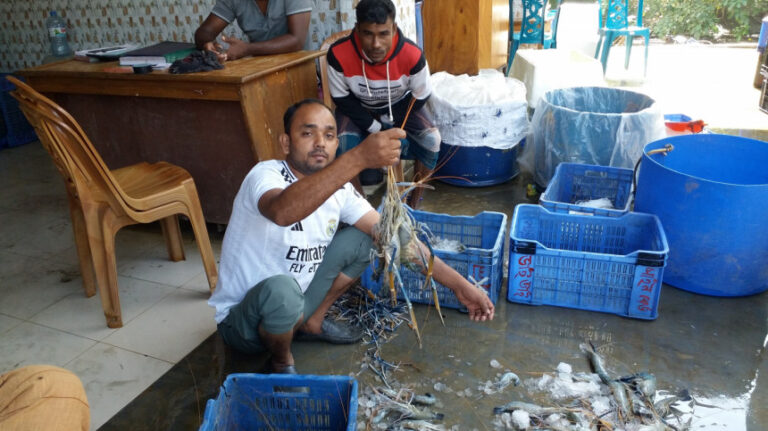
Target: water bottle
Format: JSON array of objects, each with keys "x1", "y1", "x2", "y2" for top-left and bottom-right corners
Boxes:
[{"x1": 46, "y1": 11, "x2": 71, "y2": 56}]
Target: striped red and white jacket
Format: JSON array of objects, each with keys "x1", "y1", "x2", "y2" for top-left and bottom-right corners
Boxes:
[{"x1": 326, "y1": 27, "x2": 432, "y2": 133}]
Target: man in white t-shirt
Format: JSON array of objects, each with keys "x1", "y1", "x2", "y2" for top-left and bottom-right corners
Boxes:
[{"x1": 209, "y1": 99, "x2": 495, "y2": 374}]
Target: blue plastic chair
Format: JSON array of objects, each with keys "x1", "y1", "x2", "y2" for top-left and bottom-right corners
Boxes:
[
  {"x1": 594, "y1": 0, "x2": 650, "y2": 75},
  {"x1": 506, "y1": 0, "x2": 560, "y2": 74},
  {"x1": 547, "y1": 4, "x2": 562, "y2": 49}
]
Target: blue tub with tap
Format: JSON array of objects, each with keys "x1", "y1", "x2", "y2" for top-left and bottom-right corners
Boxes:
[{"x1": 634, "y1": 134, "x2": 768, "y2": 297}]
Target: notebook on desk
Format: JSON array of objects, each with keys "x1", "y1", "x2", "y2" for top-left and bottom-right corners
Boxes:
[{"x1": 119, "y1": 42, "x2": 197, "y2": 66}]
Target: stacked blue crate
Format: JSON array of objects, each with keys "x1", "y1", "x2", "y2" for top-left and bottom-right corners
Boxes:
[
  {"x1": 539, "y1": 162, "x2": 634, "y2": 217},
  {"x1": 507, "y1": 161, "x2": 671, "y2": 319}
]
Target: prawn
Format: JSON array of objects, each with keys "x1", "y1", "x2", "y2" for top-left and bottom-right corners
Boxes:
[{"x1": 372, "y1": 98, "x2": 444, "y2": 346}]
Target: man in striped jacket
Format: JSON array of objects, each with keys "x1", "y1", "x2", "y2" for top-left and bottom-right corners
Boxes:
[{"x1": 326, "y1": 0, "x2": 439, "y2": 208}]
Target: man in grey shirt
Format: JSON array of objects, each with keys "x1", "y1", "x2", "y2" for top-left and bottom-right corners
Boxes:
[{"x1": 195, "y1": 0, "x2": 313, "y2": 62}]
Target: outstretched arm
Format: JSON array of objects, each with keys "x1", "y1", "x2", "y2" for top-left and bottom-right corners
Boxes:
[
  {"x1": 409, "y1": 240, "x2": 494, "y2": 321},
  {"x1": 259, "y1": 128, "x2": 406, "y2": 226},
  {"x1": 431, "y1": 255, "x2": 495, "y2": 321},
  {"x1": 362, "y1": 215, "x2": 495, "y2": 322}
]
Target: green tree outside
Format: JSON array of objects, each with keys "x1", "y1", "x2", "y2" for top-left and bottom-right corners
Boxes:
[{"x1": 603, "y1": 0, "x2": 767, "y2": 41}]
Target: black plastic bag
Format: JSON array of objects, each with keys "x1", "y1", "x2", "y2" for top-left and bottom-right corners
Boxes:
[{"x1": 169, "y1": 50, "x2": 223, "y2": 74}]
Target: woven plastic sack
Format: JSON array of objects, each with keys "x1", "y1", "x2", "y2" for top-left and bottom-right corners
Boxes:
[{"x1": 427, "y1": 69, "x2": 529, "y2": 150}]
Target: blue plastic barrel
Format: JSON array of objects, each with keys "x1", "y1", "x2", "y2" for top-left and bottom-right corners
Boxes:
[
  {"x1": 634, "y1": 134, "x2": 768, "y2": 297},
  {"x1": 435, "y1": 139, "x2": 522, "y2": 187}
]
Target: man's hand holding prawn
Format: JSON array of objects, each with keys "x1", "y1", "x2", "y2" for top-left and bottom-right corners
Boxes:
[{"x1": 350, "y1": 127, "x2": 405, "y2": 170}]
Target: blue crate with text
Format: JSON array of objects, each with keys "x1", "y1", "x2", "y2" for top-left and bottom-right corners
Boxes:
[
  {"x1": 362, "y1": 209, "x2": 507, "y2": 310},
  {"x1": 508, "y1": 204, "x2": 668, "y2": 319}
]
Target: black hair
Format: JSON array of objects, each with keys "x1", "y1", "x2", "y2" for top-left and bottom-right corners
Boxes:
[
  {"x1": 356, "y1": 0, "x2": 396, "y2": 25},
  {"x1": 282, "y1": 98, "x2": 332, "y2": 134}
]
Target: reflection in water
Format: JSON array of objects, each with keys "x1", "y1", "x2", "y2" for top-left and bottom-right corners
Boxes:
[
  {"x1": 690, "y1": 394, "x2": 749, "y2": 430},
  {"x1": 659, "y1": 331, "x2": 766, "y2": 430}
]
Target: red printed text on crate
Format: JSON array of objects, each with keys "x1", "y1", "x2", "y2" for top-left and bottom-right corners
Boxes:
[
  {"x1": 512, "y1": 255, "x2": 534, "y2": 299},
  {"x1": 471, "y1": 263, "x2": 491, "y2": 293},
  {"x1": 635, "y1": 267, "x2": 659, "y2": 312}
]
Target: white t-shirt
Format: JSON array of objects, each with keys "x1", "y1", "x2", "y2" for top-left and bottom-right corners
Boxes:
[{"x1": 209, "y1": 160, "x2": 374, "y2": 323}]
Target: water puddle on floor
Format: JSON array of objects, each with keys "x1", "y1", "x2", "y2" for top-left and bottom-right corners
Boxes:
[{"x1": 304, "y1": 286, "x2": 768, "y2": 430}]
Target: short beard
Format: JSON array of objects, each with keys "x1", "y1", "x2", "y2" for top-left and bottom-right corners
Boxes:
[{"x1": 287, "y1": 150, "x2": 330, "y2": 176}]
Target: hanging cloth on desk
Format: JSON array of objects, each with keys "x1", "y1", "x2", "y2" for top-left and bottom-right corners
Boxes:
[{"x1": 169, "y1": 50, "x2": 224, "y2": 74}]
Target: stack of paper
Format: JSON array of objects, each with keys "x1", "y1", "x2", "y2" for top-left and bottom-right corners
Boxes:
[{"x1": 118, "y1": 42, "x2": 196, "y2": 67}]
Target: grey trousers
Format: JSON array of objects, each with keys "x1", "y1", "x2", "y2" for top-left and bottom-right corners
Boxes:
[{"x1": 217, "y1": 227, "x2": 372, "y2": 354}]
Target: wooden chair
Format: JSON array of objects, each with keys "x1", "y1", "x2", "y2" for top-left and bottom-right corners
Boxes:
[
  {"x1": 7, "y1": 76, "x2": 218, "y2": 328},
  {"x1": 318, "y1": 29, "x2": 405, "y2": 185},
  {"x1": 319, "y1": 29, "x2": 352, "y2": 108}
]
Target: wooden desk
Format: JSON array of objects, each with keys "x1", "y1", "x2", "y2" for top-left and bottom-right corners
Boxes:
[{"x1": 20, "y1": 51, "x2": 322, "y2": 224}]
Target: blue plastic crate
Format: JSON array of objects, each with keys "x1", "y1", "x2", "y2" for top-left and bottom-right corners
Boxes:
[
  {"x1": 361, "y1": 209, "x2": 507, "y2": 309},
  {"x1": 200, "y1": 374, "x2": 358, "y2": 431},
  {"x1": 663, "y1": 113, "x2": 692, "y2": 123},
  {"x1": 0, "y1": 74, "x2": 37, "y2": 149},
  {"x1": 539, "y1": 163, "x2": 634, "y2": 217},
  {"x1": 507, "y1": 204, "x2": 668, "y2": 319}
]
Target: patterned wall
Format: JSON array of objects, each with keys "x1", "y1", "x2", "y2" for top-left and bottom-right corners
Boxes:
[{"x1": 0, "y1": 0, "x2": 416, "y2": 73}]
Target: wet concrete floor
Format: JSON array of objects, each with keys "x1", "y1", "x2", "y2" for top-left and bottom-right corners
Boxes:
[{"x1": 101, "y1": 174, "x2": 768, "y2": 430}]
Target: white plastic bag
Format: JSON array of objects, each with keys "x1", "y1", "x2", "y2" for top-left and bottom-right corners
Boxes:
[{"x1": 519, "y1": 86, "x2": 666, "y2": 186}]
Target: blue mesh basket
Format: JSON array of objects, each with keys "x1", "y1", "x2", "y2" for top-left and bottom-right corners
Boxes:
[
  {"x1": 508, "y1": 204, "x2": 668, "y2": 319},
  {"x1": 200, "y1": 374, "x2": 358, "y2": 431},
  {"x1": 539, "y1": 163, "x2": 634, "y2": 217},
  {"x1": 362, "y1": 209, "x2": 507, "y2": 310}
]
